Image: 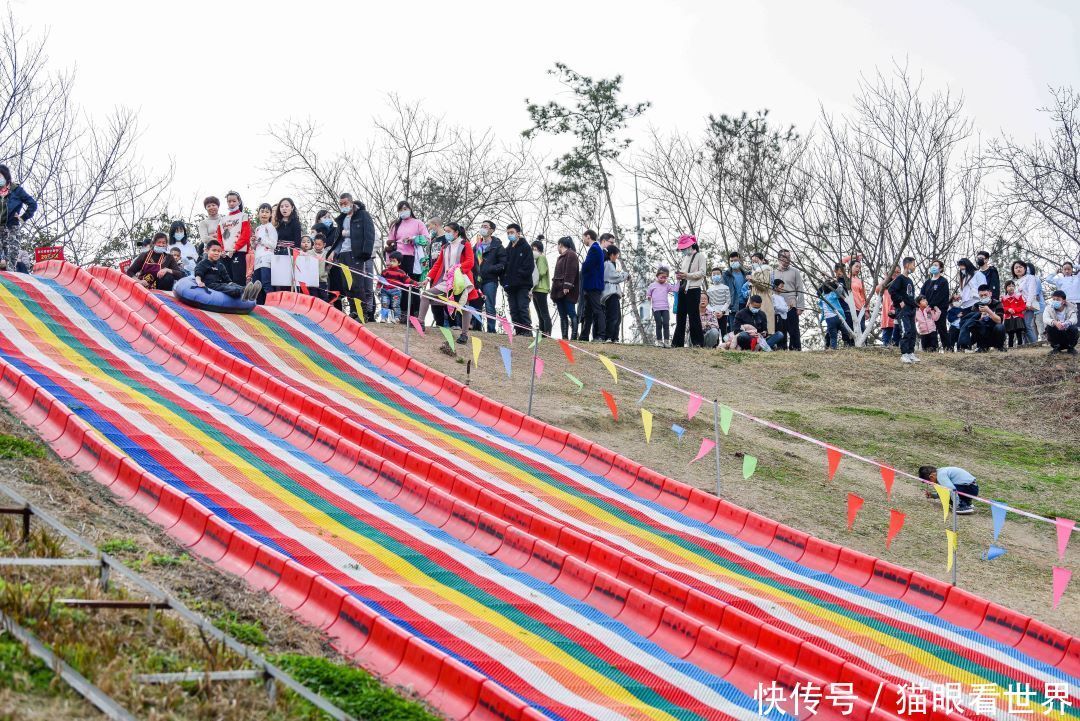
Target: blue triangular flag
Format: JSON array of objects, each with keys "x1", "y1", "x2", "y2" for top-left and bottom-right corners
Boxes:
[
  {"x1": 983, "y1": 545, "x2": 1006, "y2": 561},
  {"x1": 499, "y1": 346, "x2": 512, "y2": 378},
  {"x1": 991, "y1": 502, "x2": 1007, "y2": 542},
  {"x1": 638, "y1": 376, "x2": 654, "y2": 405},
  {"x1": 671, "y1": 424, "x2": 685, "y2": 441}
]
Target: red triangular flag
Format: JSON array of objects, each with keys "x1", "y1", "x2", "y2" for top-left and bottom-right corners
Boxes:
[
  {"x1": 880, "y1": 465, "x2": 895, "y2": 498},
  {"x1": 886, "y1": 509, "x2": 905, "y2": 549},
  {"x1": 299, "y1": 281, "x2": 309, "y2": 295},
  {"x1": 559, "y1": 339, "x2": 575, "y2": 364},
  {"x1": 327, "y1": 291, "x2": 341, "y2": 303},
  {"x1": 291, "y1": 248, "x2": 300, "y2": 258},
  {"x1": 826, "y1": 446, "x2": 842, "y2": 481},
  {"x1": 846, "y1": 493, "x2": 864, "y2": 531},
  {"x1": 602, "y1": 390, "x2": 618, "y2": 422}
]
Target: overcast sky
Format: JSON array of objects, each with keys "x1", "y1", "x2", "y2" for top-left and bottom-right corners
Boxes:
[{"x1": 15, "y1": 0, "x2": 1080, "y2": 223}]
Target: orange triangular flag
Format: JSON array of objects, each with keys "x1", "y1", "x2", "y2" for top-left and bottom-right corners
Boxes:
[
  {"x1": 880, "y1": 466, "x2": 895, "y2": 498},
  {"x1": 886, "y1": 509, "x2": 905, "y2": 549},
  {"x1": 846, "y1": 493, "x2": 864, "y2": 531},
  {"x1": 559, "y1": 338, "x2": 575, "y2": 364},
  {"x1": 602, "y1": 390, "x2": 618, "y2": 421},
  {"x1": 827, "y1": 446, "x2": 842, "y2": 481}
]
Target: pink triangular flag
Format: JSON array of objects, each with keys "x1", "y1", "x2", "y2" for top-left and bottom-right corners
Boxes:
[
  {"x1": 500, "y1": 316, "x2": 514, "y2": 340},
  {"x1": 846, "y1": 493, "x2": 864, "y2": 531},
  {"x1": 1052, "y1": 566, "x2": 1071, "y2": 609},
  {"x1": 880, "y1": 465, "x2": 896, "y2": 498},
  {"x1": 886, "y1": 509, "x2": 905, "y2": 549},
  {"x1": 691, "y1": 438, "x2": 715, "y2": 464},
  {"x1": 826, "y1": 446, "x2": 842, "y2": 481},
  {"x1": 409, "y1": 316, "x2": 426, "y2": 336},
  {"x1": 1056, "y1": 518, "x2": 1075, "y2": 561},
  {"x1": 533, "y1": 356, "x2": 544, "y2": 379},
  {"x1": 687, "y1": 393, "x2": 703, "y2": 421}
]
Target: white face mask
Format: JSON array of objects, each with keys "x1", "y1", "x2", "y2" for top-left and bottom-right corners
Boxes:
[
  {"x1": 479, "y1": 228, "x2": 492, "y2": 238},
  {"x1": 398, "y1": 209, "x2": 411, "y2": 219}
]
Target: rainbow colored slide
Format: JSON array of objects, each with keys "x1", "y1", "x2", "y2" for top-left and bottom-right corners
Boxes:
[{"x1": 0, "y1": 262, "x2": 1075, "y2": 720}]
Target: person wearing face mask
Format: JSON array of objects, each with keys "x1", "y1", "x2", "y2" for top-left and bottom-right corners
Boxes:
[
  {"x1": 1047, "y1": 261, "x2": 1080, "y2": 304},
  {"x1": 501, "y1": 223, "x2": 535, "y2": 336},
  {"x1": 0, "y1": 164, "x2": 37, "y2": 273},
  {"x1": 975, "y1": 251, "x2": 1001, "y2": 301},
  {"x1": 672, "y1": 234, "x2": 706, "y2": 348},
  {"x1": 310, "y1": 209, "x2": 341, "y2": 307},
  {"x1": 733, "y1": 295, "x2": 785, "y2": 351},
  {"x1": 167, "y1": 220, "x2": 198, "y2": 275},
  {"x1": 329, "y1": 192, "x2": 376, "y2": 321},
  {"x1": 967, "y1": 284, "x2": 1006, "y2": 352},
  {"x1": 919, "y1": 259, "x2": 950, "y2": 351},
  {"x1": 600, "y1": 244, "x2": 628, "y2": 343},
  {"x1": 720, "y1": 251, "x2": 747, "y2": 334},
  {"x1": 1044, "y1": 289, "x2": 1078, "y2": 354},
  {"x1": 705, "y1": 267, "x2": 731, "y2": 339},
  {"x1": 746, "y1": 253, "x2": 778, "y2": 343},
  {"x1": 530, "y1": 239, "x2": 552, "y2": 335},
  {"x1": 577, "y1": 229, "x2": 607, "y2": 342},
  {"x1": 472, "y1": 220, "x2": 506, "y2": 333},
  {"x1": 386, "y1": 201, "x2": 427, "y2": 281},
  {"x1": 126, "y1": 232, "x2": 183, "y2": 291},
  {"x1": 888, "y1": 256, "x2": 920, "y2": 363},
  {"x1": 418, "y1": 222, "x2": 479, "y2": 353}
]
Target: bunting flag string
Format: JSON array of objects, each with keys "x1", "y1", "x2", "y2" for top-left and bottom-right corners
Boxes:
[
  {"x1": 438, "y1": 326, "x2": 455, "y2": 353},
  {"x1": 564, "y1": 372, "x2": 584, "y2": 392},
  {"x1": 533, "y1": 356, "x2": 544, "y2": 379},
  {"x1": 671, "y1": 424, "x2": 686, "y2": 441},
  {"x1": 880, "y1": 466, "x2": 896, "y2": 498},
  {"x1": 742, "y1": 455, "x2": 758, "y2": 480},
  {"x1": 691, "y1": 438, "x2": 715, "y2": 464},
  {"x1": 471, "y1": 336, "x2": 482, "y2": 366},
  {"x1": 409, "y1": 316, "x2": 426, "y2": 336},
  {"x1": 499, "y1": 347, "x2": 512, "y2": 378},
  {"x1": 719, "y1": 405, "x2": 733, "y2": 435},
  {"x1": 1056, "y1": 518, "x2": 1075, "y2": 561},
  {"x1": 886, "y1": 509, "x2": 905, "y2": 549},
  {"x1": 991, "y1": 502, "x2": 1007, "y2": 542},
  {"x1": 602, "y1": 390, "x2": 619, "y2": 421},
  {"x1": 559, "y1": 339, "x2": 575, "y2": 364},
  {"x1": 846, "y1": 493, "x2": 864, "y2": 531},
  {"x1": 641, "y1": 409, "x2": 653, "y2": 443},
  {"x1": 983, "y1": 546, "x2": 1006, "y2": 561},
  {"x1": 827, "y1": 446, "x2": 843, "y2": 481},
  {"x1": 1052, "y1": 567, "x2": 1071, "y2": 609},
  {"x1": 500, "y1": 317, "x2": 514, "y2": 342},
  {"x1": 638, "y1": 376, "x2": 654, "y2": 405},
  {"x1": 687, "y1": 393, "x2": 703, "y2": 421},
  {"x1": 946, "y1": 530, "x2": 958, "y2": 572},
  {"x1": 934, "y1": 484, "x2": 952, "y2": 524},
  {"x1": 598, "y1": 354, "x2": 619, "y2": 384}
]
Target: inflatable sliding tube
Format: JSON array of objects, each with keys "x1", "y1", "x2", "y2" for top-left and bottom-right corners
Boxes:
[
  {"x1": 79, "y1": 263, "x2": 1075, "y2": 716},
  {"x1": 75, "y1": 266, "x2": 931, "y2": 721}
]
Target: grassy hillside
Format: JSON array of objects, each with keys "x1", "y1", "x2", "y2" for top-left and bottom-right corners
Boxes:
[{"x1": 368, "y1": 324, "x2": 1080, "y2": 630}]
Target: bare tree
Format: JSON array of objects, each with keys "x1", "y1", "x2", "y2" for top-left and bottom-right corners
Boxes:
[{"x1": 989, "y1": 87, "x2": 1080, "y2": 265}]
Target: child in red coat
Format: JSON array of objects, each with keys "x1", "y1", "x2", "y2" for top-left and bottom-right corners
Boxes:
[{"x1": 1001, "y1": 280, "x2": 1027, "y2": 347}]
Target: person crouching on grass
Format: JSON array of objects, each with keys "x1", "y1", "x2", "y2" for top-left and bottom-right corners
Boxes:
[
  {"x1": 918, "y1": 466, "x2": 979, "y2": 515},
  {"x1": 195, "y1": 241, "x2": 261, "y2": 301}
]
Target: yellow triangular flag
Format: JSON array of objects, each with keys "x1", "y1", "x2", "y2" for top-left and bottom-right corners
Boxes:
[
  {"x1": 934, "y1": 484, "x2": 952, "y2": 523},
  {"x1": 341, "y1": 264, "x2": 353, "y2": 291},
  {"x1": 471, "y1": 336, "x2": 482, "y2": 366},
  {"x1": 641, "y1": 408, "x2": 653, "y2": 443},
  {"x1": 946, "y1": 529, "x2": 958, "y2": 571},
  {"x1": 598, "y1": 354, "x2": 618, "y2": 384}
]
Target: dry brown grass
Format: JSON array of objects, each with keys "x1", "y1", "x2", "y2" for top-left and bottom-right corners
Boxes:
[{"x1": 368, "y1": 323, "x2": 1080, "y2": 631}]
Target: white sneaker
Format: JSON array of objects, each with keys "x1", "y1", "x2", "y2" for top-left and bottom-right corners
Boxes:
[
  {"x1": 901, "y1": 354, "x2": 915, "y2": 364},
  {"x1": 910, "y1": 354, "x2": 921, "y2": 362}
]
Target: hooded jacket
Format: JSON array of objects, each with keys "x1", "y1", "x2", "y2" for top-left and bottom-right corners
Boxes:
[
  {"x1": 0, "y1": 184, "x2": 37, "y2": 228},
  {"x1": 331, "y1": 204, "x2": 376, "y2": 260}
]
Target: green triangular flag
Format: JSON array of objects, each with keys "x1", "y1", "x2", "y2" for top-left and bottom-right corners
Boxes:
[
  {"x1": 742, "y1": 454, "x2": 758, "y2": 479},
  {"x1": 438, "y1": 326, "x2": 456, "y2": 354},
  {"x1": 564, "y1": 372, "x2": 583, "y2": 392},
  {"x1": 720, "y1": 405, "x2": 733, "y2": 435}
]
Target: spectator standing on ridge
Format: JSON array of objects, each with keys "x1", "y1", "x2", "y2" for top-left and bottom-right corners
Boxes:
[
  {"x1": 646, "y1": 266, "x2": 678, "y2": 347},
  {"x1": 472, "y1": 220, "x2": 505, "y2": 333},
  {"x1": 197, "y1": 196, "x2": 223, "y2": 259},
  {"x1": 848, "y1": 259, "x2": 867, "y2": 334},
  {"x1": 531, "y1": 239, "x2": 552, "y2": 335},
  {"x1": 330, "y1": 193, "x2": 376, "y2": 321},
  {"x1": 550, "y1": 236, "x2": 580, "y2": 340},
  {"x1": 215, "y1": 191, "x2": 252, "y2": 286},
  {"x1": 273, "y1": 198, "x2": 302, "y2": 291},
  {"x1": 251, "y1": 203, "x2": 276, "y2": 305},
  {"x1": 578, "y1": 229, "x2": 606, "y2": 342},
  {"x1": 672, "y1": 234, "x2": 706, "y2": 348},
  {"x1": 955, "y1": 257, "x2": 987, "y2": 350},
  {"x1": 1011, "y1": 260, "x2": 1040, "y2": 344},
  {"x1": 976, "y1": 251, "x2": 1001, "y2": 301},
  {"x1": 1048, "y1": 261, "x2": 1080, "y2": 304},
  {"x1": 168, "y1": 220, "x2": 198, "y2": 275},
  {"x1": 914, "y1": 295, "x2": 941, "y2": 352},
  {"x1": 721, "y1": 251, "x2": 747, "y2": 334},
  {"x1": 920, "y1": 259, "x2": 950, "y2": 351},
  {"x1": 878, "y1": 267, "x2": 900, "y2": 347},
  {"x1": 0, "y1": 164, "x2": 37, "y2": 273},
  {"x1": 1001, "y1": 280, "x2": 1027, "y2": 348},
  {"x1": 773, "y1": 249, "x2": 806, "y2": 349},
  {"x1": 385, "y1": 200, "x2": 427, "y2": 281},
  {"x1": 918, "y1": 466, "x2": 979, "y2": 515},
  {"x1": 502, "y1": 223, "x2": 535, "y2": 336},
  {"x1": 1045, "y1": 289, "x2": 1078, "y2": 354},
  {"x1": 601, "y1": 244, "x2": 628, "y2": 343},
  {"x1": 888, "y1": 256, "x2": 919, "y2": 364}
]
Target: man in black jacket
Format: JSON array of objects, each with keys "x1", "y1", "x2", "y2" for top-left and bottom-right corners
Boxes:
[
  {"x1": 920, "y1": 259, "x2": 951, "y2": 350},
  {"x1": 195, "y1": 241, "x2": 261, "y2": 300},
  {"x1": 331, "y1": 193, "x2": 376, "y2": 321},
  {"x1": 889, "y1": 256, "x2": 919, "y2": 364},
  {"x1": 472, "y1": 220, "x2": 505, "y2": 332},
  {"x1": 975, "y1": 251, "x2": 1001, "y2": 302},
  {"x1": 732, "y1": 295, "x2": 785, "y2": 351},
  {"x1": 967, "y1": 284, "x2": 1007, "y2": 352},
  {"x1": 501, "y1": 223, "x2": 535, "y2": 336}
]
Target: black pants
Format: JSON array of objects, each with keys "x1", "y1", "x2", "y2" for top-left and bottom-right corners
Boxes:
[
  {"x1": 228, "y1": 252, "x2": 247, "y2": 285},
  {"x1": 578, "y1": 290, "x2": 605, "y2": 341},
  {"x1": 505, "y1": 285, "x2": 532, "y2": 335},
  {"x1": 532, "y1": 291, "x2": 552, "y2": 335},
  {"x1": 971, "y1": 320, "x2": 1006, "y2": 350},
  {"x1": 783, "y1": 309, "x2": 801, "y2": 350},
  {"x1": 653, "y1": 310, "x2": 670, "y2": 342},
  {"x1": 920, "y1": 332, "x2": 938, "y2": 351},
  {"x1": 896, "y1": 307, "x2": 917, "y2": 354},
  {"x1": 673, "y1": 288, "x2": 704, "y2": 347},
  {"x1": 603, "y1": 294, "x2": 621, "y2": 342},
  {"x1": 934, "y1": 310, "x2": 950, "y2": 351},
  {"x1": 209, "y1": 282, "x2": 245, "y2": 299},
  {"x1": 1047, "y1": 324, "x2": 1079, "y2": 350},
  {"x1": 555, "y1": 296, "x2": 578, "y2": 339}
]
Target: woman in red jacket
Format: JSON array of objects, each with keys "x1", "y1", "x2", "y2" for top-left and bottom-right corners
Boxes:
[{"x1": 419, "y1": 222, "x2": 480, "y2": 354}]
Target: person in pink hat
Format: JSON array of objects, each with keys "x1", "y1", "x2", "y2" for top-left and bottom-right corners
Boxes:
[{"x1": 672, "y1": 234, "x2": 706, "y2": 347}]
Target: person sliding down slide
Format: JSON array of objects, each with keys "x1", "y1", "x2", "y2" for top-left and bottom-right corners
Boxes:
[{"x1": 195, "y1": 241, "x2": 261, "y2": 301}]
